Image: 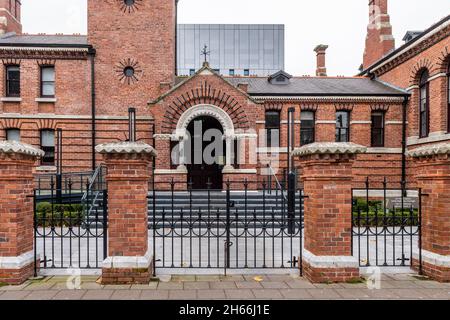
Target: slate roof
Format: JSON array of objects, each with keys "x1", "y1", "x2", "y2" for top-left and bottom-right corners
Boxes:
[
  {"x1": 0, "y1": 34, "x2": 89, "y2": 46},
  {"x1": 225, "y1": 76, "x2": 407, "y2": 96}
]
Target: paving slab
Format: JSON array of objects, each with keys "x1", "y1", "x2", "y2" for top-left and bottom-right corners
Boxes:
[
  {"x1": 306, "y1": 289, "x2": 341, "y2": 299},
  {"x1": 131, "y1": 282, "x2": 158, "y2": 290},
  {"x1": 24, "y1": 282, "x2": 56, "y2": 290},
  {"x1": 335, "y1": 289, "x2": 372, "y2": 300},
  {"x1": 0, "y1": 291, "x2": 31, "y2": 300},
  {"x1": 285, "y1": 280, "x2": 316, "y2": 289},
  {"x1": 82, "y1": 289, "x2": 114, "y2": 300},
  {"x1": 158, "y1": 282, "x2": 183, "y2": 290},
  {"x1": 183, "y1": 281, "x2": 210, "y2": 290},
  {"x1": 110, "y1": 289, "x2": 142, "y2": 300},
  {"x1": 23, "y1": 289, "x2": 59, "y2": 300},
  {"x1": 197, "y1": 289, "x2": 226, "y2": 300},
  {"x1": 235, "y1": 281, "x2": 263, "y2": 289},
  {"x1": 171, "y1": 275, "x2": 197, "y2": 282},
  {"x1": 260, "y1": 281, "x2": 289, "y2": 289},
  {"x1": 103, "y1": 284, "x2": 132, "y2": 290},
  {"x1": 225, "y1": 289, "x2": 255, "y2": 299},
  {"x1": 168, "y1": 289, "x2": 197, "y2": 300},
  {"x1": 140, "y1": 289, "x2": 169, "y2": 300},
  {"x1": 420, "y1": 289, "x2": 450, "y2": 299},
  {"x1": 252, "y1": 289, "x2": 283, "y2": 300},
  {"x1": 280, "y1": 289, "x2": 313, "y2": 299},
  {"x1": 52, "y1": 290, "x2": 87, "y2": 300},
  {"x1": 209, "y1": 281, "x2": 237, "y2": 289},
  {"x1": 389, "y1": 288, "x2": 432, "y2": 299}
]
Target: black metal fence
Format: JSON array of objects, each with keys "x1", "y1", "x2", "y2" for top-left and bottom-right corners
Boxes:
[
  {"x1": 33, "y1": 177, "x2": 108, "y2": 275},
  {"x1": 352, "y1": 178, "x2": 422, "y2": 270},
  {"x1": 149, "y1": 179, "x2": 305, "y2": 274}
]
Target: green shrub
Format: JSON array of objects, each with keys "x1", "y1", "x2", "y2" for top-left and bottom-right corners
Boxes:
[{"x1": 35, "y1": 203, "x2": 86, "y2": 227}]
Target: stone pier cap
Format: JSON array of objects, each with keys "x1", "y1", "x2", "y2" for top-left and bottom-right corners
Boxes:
[
  {"x1": 406, "y1": 143, "x2": 450, "y2": 158},
  {"x1": 291, "y1": 142, "x2": 367, "y2": 157},
  {"x1": 95, "y1": 141, "x2": 157, "y2": 157},
  {"x1": 0, "y1": 140, "x2": 45, "y2": 157}
]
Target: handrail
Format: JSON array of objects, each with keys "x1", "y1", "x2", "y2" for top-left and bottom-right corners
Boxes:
[
  {"x1": 267, "y1": 164, "x2": 287, "y2": 201},
  {"x1": 81, "y1": 164, "x2": 105, "y2": 202}
]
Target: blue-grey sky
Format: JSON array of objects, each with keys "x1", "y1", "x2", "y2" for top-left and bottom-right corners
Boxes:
[{"x1": 21, "y1": 0, "x2": 450, "y2": 76}]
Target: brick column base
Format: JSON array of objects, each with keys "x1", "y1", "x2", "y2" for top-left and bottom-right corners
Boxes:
[
  {"x1": 0, "y1": 141, "x2": 44, "y2": 285},
  {"x1": 96, "y1": 142, "x2": 156, "y2": 285},
  {"x1": 302, "y1": 249, "x2": 360, "y2": 283},
  {"x1": 293, "y1": 142, "x2": 367, "y2": 283},
  {"x1": 407, "y1": 144, "x2": 450, "y2": 283},
  {"x1": 412, "y1": 251, "x2": 450, "y2": 283},
  {"x1": 101, "y1": 252, "x2": 153, "y2": 285}
]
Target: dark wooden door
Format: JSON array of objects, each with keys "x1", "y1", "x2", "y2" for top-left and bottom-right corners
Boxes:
[{"x1": 186, "y1": 116, "x2": 224, "y2": 190}]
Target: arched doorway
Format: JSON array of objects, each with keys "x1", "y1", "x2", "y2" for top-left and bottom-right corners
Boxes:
[{"x1": 186, "y1": 116, "x2": 225, "y2": 189}]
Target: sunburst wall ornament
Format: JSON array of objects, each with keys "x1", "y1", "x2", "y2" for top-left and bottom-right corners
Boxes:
[
  {"x1": 117, "y1": 0, "x2": 143, "y2": 13},
  {"x1": 114, "y1": 58, "x2": 143, "y2": 85}
]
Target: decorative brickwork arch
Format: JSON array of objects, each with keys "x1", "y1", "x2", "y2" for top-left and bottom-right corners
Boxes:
[
  {"x1": 160, "y1": 80, "x2": 250, "y2": 134},
  {"x1": 176, "y1": 104, "x2": 235, "y2": 136},
  {"x1": 409, "y1": 59, "x2": 434, "y2": 86},
  {"x1": 436, "y1": 46, "x2": 450, "y2": 73}
]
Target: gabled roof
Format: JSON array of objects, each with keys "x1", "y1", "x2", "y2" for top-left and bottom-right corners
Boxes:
[
  {"x1": 0, "y1": 33, "x2": 89, "y2": 47},
  {"x1": 268, "y1": 70, "x2": 292, "y2": 82},
  {"x1": 360, "y1": 14, "x2": 450, "y2": 75}
]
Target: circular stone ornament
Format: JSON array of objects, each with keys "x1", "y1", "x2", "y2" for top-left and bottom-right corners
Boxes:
[
  {"x1": 118, "y1": 0, "x2": 143, "y2": 13},
  {"x1": 115, "y1": 58, "x2": 143, "y2": 85}
]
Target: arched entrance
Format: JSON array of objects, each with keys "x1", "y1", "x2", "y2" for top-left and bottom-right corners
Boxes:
[{"x1": 186, "y1": 116, "x2": 225, "y2": 189}]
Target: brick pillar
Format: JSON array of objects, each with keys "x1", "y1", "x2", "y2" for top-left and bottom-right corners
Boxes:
[
  {"x1": 293, "y1": 142, "x2": 367, "y2": 283},
  {"x1": 407, "y1": 143, "x2": 450, "y2": 282},
  {"x1": 96, "y1": 141, "x2": 157, "y2": 285},
  {"x1": 0, "y1": 141, "x2": 44, "y2": 285}
]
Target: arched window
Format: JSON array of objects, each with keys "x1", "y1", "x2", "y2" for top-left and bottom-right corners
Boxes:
[{"x1": 419, "y1": 70, "x2": 429, "y2": 138}]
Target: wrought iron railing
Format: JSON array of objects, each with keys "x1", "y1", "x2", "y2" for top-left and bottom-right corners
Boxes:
[{"x1": 352, "y1": 177, "x2": 422, "y2": 271}]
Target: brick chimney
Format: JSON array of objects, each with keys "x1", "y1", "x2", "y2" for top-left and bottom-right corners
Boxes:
[
  {"x1": 362, "y1": 0, "x2": 395, "y2": 69},
  {"x1": 314, "y1": 45, "x2": 328, "y2": 77},
  {"x1": 0, "y1": 0, "x2": 22, "y2": 35}
]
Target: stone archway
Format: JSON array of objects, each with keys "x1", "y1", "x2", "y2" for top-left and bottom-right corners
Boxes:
[{"x1": 175, "y1": 105, "x2": 236, "y2": 180}]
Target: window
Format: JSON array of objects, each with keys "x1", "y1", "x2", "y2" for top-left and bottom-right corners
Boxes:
[
  {"x1": 229, "y1": 69, "x2": 235, "y2": 76},
  {"x1": 336, "y1": 111, "x2": 350, "y2": 142},
  {"x1": 419, "y1": 70, "x2": 429, "y2": 138},
  {"x1": 300, "y1": 111, "x2": 315, "y2": 145},
  {"x1": 5, "y1": 128, "x2": 20, "y2": 142},
  {"x1": 40, "y1": 66, "x2": 55, "y2": 97},
  {"x1": 5, "y1": 65, "x2": 20, "y2": 97},
  {"x1": 40, "y1": 130, "x2": 55, "y2": 166},
  {"x1": 244, "y1": 69, "x2": 250, "y2": 76},
  {"x1": 265, "y1": 111, "x2": 280, "y2": 148},
  {"x1": 371, "y1": 112, "x2": 385, "y2": 147},
  {"x1": 189, "y1": 69, "x2": 195, "y2": 76}
]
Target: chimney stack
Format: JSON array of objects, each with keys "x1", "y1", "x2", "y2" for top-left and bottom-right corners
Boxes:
[
  {"x1": 362, "y1": 0, "x2": 395, "y2": 69},
  {"x1": 0, "y1": 0, "x2": 22, "y2": 35},
  {"x1": 314, "y1": 45, "x2": 328, "y2": 77}
]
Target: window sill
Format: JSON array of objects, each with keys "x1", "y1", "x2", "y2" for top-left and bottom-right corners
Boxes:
[
  {"x1": 36, "y1": 166, "x2": 57, "y2": 172},
  {"x1": 1, "y1": 97, "x2": 22, "y2": 102},
  {"x1": 35, "y1": 97, "x2": 57, "y2": 103}
]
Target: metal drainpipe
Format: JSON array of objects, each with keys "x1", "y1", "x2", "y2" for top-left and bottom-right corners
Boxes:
[
  {"x1": 401, "y1": 95, "x2": 409, "y2": 192},
  {"x1": 89, "y1": 47, "x2": 97, "y2": 171}
]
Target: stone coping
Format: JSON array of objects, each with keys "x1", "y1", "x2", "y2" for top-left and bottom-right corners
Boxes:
[
  {"x1": 0, "y1": 140, "x2": 45, "y2": 157},
  {"x1": 291, "y1": 142, "x2": 367, "y2": 157},
  {"x1": 406, "y1": 143, "x2": 450, "y2": 158},
  {"x1": 95, "y1": 141, "x2": 157, "y2": 156}
]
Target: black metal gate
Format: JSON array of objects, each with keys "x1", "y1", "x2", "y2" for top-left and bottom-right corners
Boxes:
[
  {"x1": 149, "y1": 179, "x2": 305, "y2": 274},
  {"x1": 352, "y1": 178, "x2": 422, "y2": 271},
  {"x1": 33, "y1": 167, "x2": 108, "y2": 275}
]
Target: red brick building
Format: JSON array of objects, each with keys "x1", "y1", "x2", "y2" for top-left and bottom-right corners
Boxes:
[{"x1": 0, "y1": 0, "x2": 447, "y2": 191}]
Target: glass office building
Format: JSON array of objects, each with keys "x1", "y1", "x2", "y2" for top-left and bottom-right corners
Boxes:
[{"x1": 177, "y1": 24, "x2": 285, "y2": 77}]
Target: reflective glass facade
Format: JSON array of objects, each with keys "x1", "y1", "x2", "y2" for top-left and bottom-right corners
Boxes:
[{"x1": 177, "y1": 24, "x2": 285, "y2": 76}]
